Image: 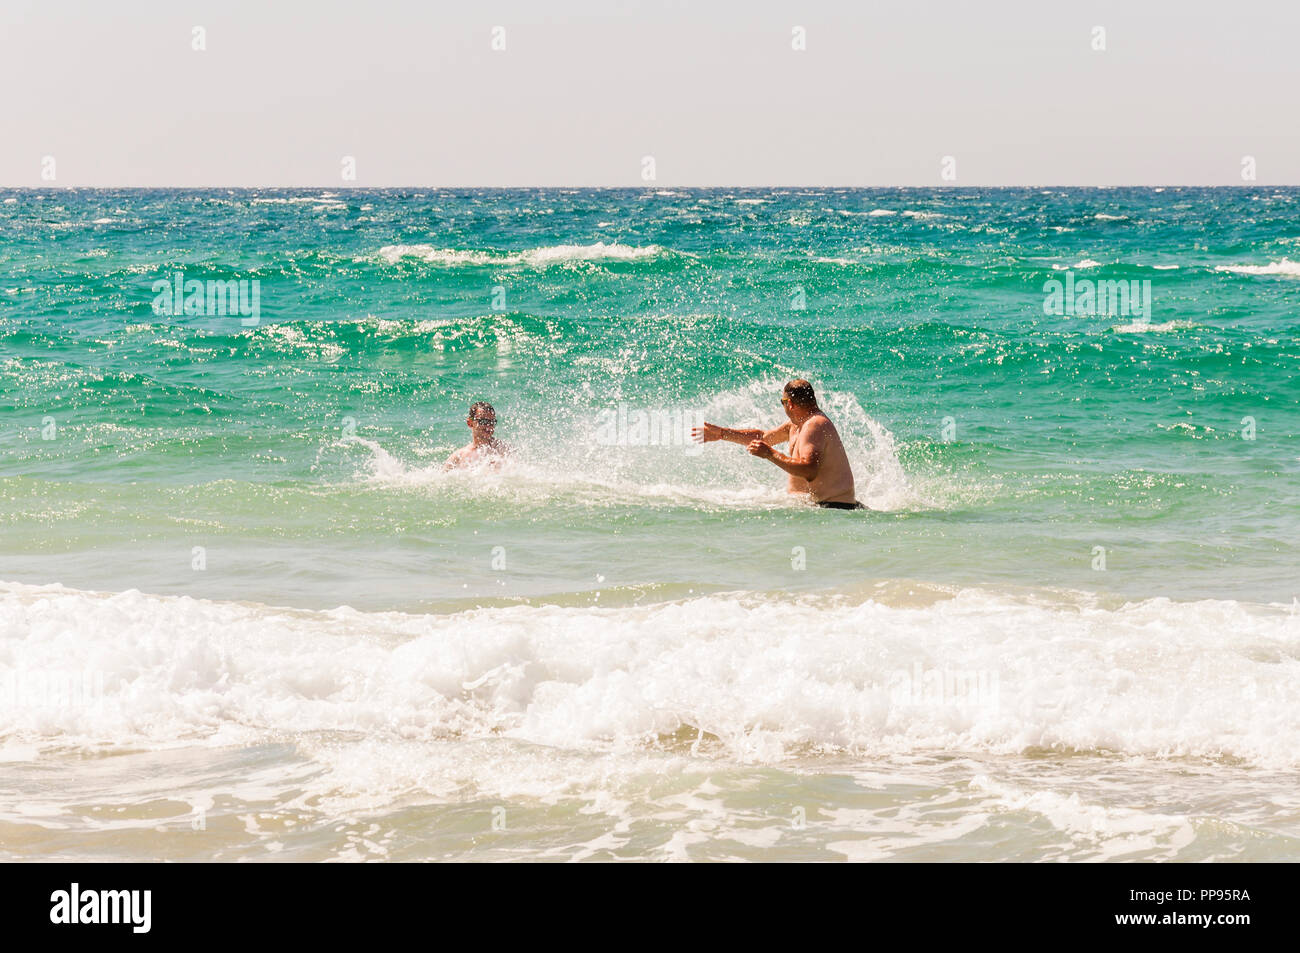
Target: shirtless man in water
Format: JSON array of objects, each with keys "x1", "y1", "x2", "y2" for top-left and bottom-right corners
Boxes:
[
  {"x1": 443, "y1": 401, "x2": 509, "y2": 470},
  {"x1": 690, "y1": 379, "x2": 861, "y2": 508}
]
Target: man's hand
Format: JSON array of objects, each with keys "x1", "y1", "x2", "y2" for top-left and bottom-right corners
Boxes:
[
  {"x1": 692, "y1": 422, "x2": 723, "y2": 444},
  {"x1": 746, "y1": 439, "x2": 775, "y2": 459}
]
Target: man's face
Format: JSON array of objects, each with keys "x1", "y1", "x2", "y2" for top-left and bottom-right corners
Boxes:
[
  {"x1": 468, "y1": 410, "x2": 496, "y2": 438},
  {"x1": 780, "y1": 393, "x2": 795, "y2": 421}
]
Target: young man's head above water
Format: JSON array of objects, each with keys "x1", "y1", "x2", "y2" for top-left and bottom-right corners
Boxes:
[{"x1": 444, "y1": 401, "x2": 509, "y2": 471}]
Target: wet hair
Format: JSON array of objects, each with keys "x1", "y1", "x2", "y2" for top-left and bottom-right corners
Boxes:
[
  {"x1": 783, "y1": 379, "x2": 817, "y2": 408},
  {"x1": 468, "y1": 401, "x2": 496, "y2": 423}
]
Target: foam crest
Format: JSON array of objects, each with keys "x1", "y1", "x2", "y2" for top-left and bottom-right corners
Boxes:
[
  {"x1": 374, "y1": 243, "x2": 665, "y2": 267},
  {"x1": 1215, "y1": 258, "x2": 1300, "y2": 277},
  {"x1": 1111, "y1": 319, "x2": 1196, "y2": 333},
  {"x1": 3, "y1": 581, "x2": 1296, "y2": 771}
]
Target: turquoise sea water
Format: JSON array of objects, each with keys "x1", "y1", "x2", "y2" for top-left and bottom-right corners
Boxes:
[{"x1": 2, "y1": 188, "x2": 1298, "y2": 861}]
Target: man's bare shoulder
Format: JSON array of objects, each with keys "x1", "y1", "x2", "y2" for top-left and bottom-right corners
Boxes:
[
  {"x1": 444, "y1": 445, "x2": 473, "y2": 469},
  {"x1": 801, "y1": 414, "x2": 840, "y2": 441}
]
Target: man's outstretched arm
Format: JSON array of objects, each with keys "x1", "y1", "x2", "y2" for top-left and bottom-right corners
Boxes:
[{"x1": 693, "y1": 421, "x2": 790, "y2": 446}]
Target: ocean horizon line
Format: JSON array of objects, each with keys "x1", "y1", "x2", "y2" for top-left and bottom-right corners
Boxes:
[{"x1": 5, "y1": 183, "x2": 1300, "y2": 191}]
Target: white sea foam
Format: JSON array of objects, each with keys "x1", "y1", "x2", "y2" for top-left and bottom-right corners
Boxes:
[
  {"x1": 1112, "y1": 320, "x2": 1195, "y2": 333},
  {"x1": 375, "y1": 245, "x2": 497, "y2": 266},
  {"x1": 1, "y1": 581, "x2": 1295, "y2": 770},
  {"x1": 967, "y1": 776, "x2": 1197, "y2": 860},
  {"x1": 373, "y1": 242, "x2": 665, "y2": 267},
  {"x1": 867, "y1": 209, "x2": 897, "y2": 217},
  {"x1": 1215, "y1": 258, "x2": 1300, "y2": 277},
  {"x1": 251, "y1": 196, "x2": 345, "y2": 206},
  {"x1": 525, "y1": 242, "x2": 663, "y2": 263},
  {"x1": 345, "y1": 438, "x2": 794, "y2": 510}
]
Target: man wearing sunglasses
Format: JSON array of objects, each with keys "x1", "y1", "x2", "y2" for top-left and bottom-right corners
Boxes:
[
  {"x1": 690, "y1": 379, "x2": 862, "y2": 509},
  {"x1": 444, "y1": 401, "x2": 510, "y2": 470}
]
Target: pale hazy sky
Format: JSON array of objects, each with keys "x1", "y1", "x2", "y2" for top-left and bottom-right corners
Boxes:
[{"x1": 3, "y1": 0, "x2": 1297, "y2": 186}]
